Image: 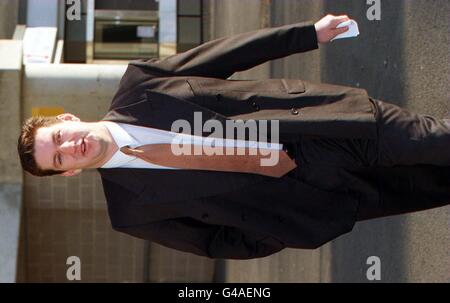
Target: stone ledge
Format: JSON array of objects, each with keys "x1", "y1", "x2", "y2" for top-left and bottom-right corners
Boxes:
[
  {"x1": 0, "y1": 39, "x2": 23, "y2": 283},
  {"x1": 0, "y1": 40, "x2": 22, "y2": 184},
  {"x1": 0, "y1": 40, "x2": 22, "y2": 70}
]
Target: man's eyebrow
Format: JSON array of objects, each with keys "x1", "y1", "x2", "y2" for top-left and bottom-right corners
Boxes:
[{"x1": 52, "y1": 131, "x2": 59, "y2": 169}]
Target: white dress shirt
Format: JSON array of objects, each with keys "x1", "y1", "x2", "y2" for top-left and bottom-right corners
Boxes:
[{"x1": 101, "y1": 121, "x2": 283, "y2": 169}]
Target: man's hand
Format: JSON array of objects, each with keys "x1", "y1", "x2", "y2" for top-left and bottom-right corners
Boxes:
[{"x1": 314, "y1": 14, "x2": 351, "y2": 44}]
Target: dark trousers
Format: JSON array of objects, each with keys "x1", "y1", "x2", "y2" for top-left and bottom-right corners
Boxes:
[{"x1": 291, "y1": 98, "x2": 450, "y2": 221}]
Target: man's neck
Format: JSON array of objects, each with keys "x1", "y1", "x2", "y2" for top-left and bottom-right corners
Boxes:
[{"x1": 95, "y1": 121, "x2": 119, "y2": 168}]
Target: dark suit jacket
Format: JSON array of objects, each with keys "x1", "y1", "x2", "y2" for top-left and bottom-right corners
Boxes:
[{"x1": 98, "y1": 21, "x2": 377, "y2": 259}]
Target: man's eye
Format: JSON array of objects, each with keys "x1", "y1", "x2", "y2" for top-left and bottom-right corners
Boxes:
[
  {"x1": 58, "y1": 154, "x2": 62, "y2": 166},
  {"x1": 57, "y1": 131, "x2": 62, "y2": 143}
]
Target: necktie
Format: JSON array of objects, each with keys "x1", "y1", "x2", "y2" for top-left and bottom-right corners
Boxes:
[{"x1": 120, "y1": 143, "x2": 297, "y2": 178}]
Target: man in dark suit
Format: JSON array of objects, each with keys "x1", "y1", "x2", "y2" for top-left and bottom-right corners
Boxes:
[{"x1": 18, "y1": 14, "x2": 450, "y2": 259}]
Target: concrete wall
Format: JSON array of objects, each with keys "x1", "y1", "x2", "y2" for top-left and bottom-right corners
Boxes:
[
  {"x1": 22, "y1": 64, "x2": 126, "y2": 120},
  {"x1": 0, "y1": 0, "x2": 19, "y2": 39},
  {"x1": 0, "y1": 39, "x2": 23, "y2": 282}
]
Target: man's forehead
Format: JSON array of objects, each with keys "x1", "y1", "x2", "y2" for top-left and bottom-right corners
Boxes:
[
  {"x1": 35, "y1": 125, "x2": 55, "y2": 141},
  {"x1": 37, "y1": 121, "x2": 70, "y2": 137},
  {"x1": 34, "y1": 126, "x2": 55, "y2": 170}
]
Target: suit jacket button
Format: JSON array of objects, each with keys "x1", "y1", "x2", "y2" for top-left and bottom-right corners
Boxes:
[
  {"x1": 291, "y1": 108, "x2": 299, "y2": 115},
  {"x1": 201, "y1": 213, "x2": 209, "y2": 220},
  {"x1": 251, "y1": 102, "x2": 260, "y2": 111}
]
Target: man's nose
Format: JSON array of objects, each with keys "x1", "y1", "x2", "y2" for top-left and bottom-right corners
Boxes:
[{"x1": 59, "y1": 141, "x2": 76, "y2": 154}]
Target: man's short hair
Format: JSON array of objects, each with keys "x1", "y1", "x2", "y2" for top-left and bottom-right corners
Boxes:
[{"x1": 17, "y1": 116, "x2": 64, "y2": 177}]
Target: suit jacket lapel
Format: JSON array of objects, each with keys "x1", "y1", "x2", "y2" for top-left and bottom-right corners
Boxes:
[{"x1": 103, "y1": 89, "x2": 230, "y2": 133}]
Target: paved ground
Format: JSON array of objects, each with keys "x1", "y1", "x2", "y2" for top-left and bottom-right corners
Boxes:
[{"x1": 208, "y1": 0, "x2": 449, "y2": 282}]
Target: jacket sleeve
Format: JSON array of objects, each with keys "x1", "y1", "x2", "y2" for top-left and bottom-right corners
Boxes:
[
  {"x1": 131, "y1": 21, "x2": 318, "y2": 79},
  {"x1": 114, "y1": 217, "x2": 285, "y2": 259}
]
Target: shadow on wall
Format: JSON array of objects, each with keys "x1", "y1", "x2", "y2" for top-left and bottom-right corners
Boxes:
[{"x1": 321, "y1": 0, "x2": 407, "y2": 282}]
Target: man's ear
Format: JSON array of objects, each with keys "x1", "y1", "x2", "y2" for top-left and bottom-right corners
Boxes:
[
  {"x1": 60, "y1": 169, "x2": 82, "y2": 177},
  {"x1": 56, "y1": 113, "x2": 80, "y2": 122}
]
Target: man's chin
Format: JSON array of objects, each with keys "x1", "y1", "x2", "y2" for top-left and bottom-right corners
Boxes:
[{"x1": 87, "y1": 155, "x2": 106, "y2": 169}]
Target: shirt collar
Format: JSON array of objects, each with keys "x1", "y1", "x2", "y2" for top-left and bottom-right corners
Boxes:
[{"x1": 101, "y1": 122, "x2": 138, "y2": 168}]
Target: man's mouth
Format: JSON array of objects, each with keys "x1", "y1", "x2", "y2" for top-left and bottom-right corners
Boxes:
[{"x1": 82, "y1": 137, "x2": 86, "y2": 156}]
